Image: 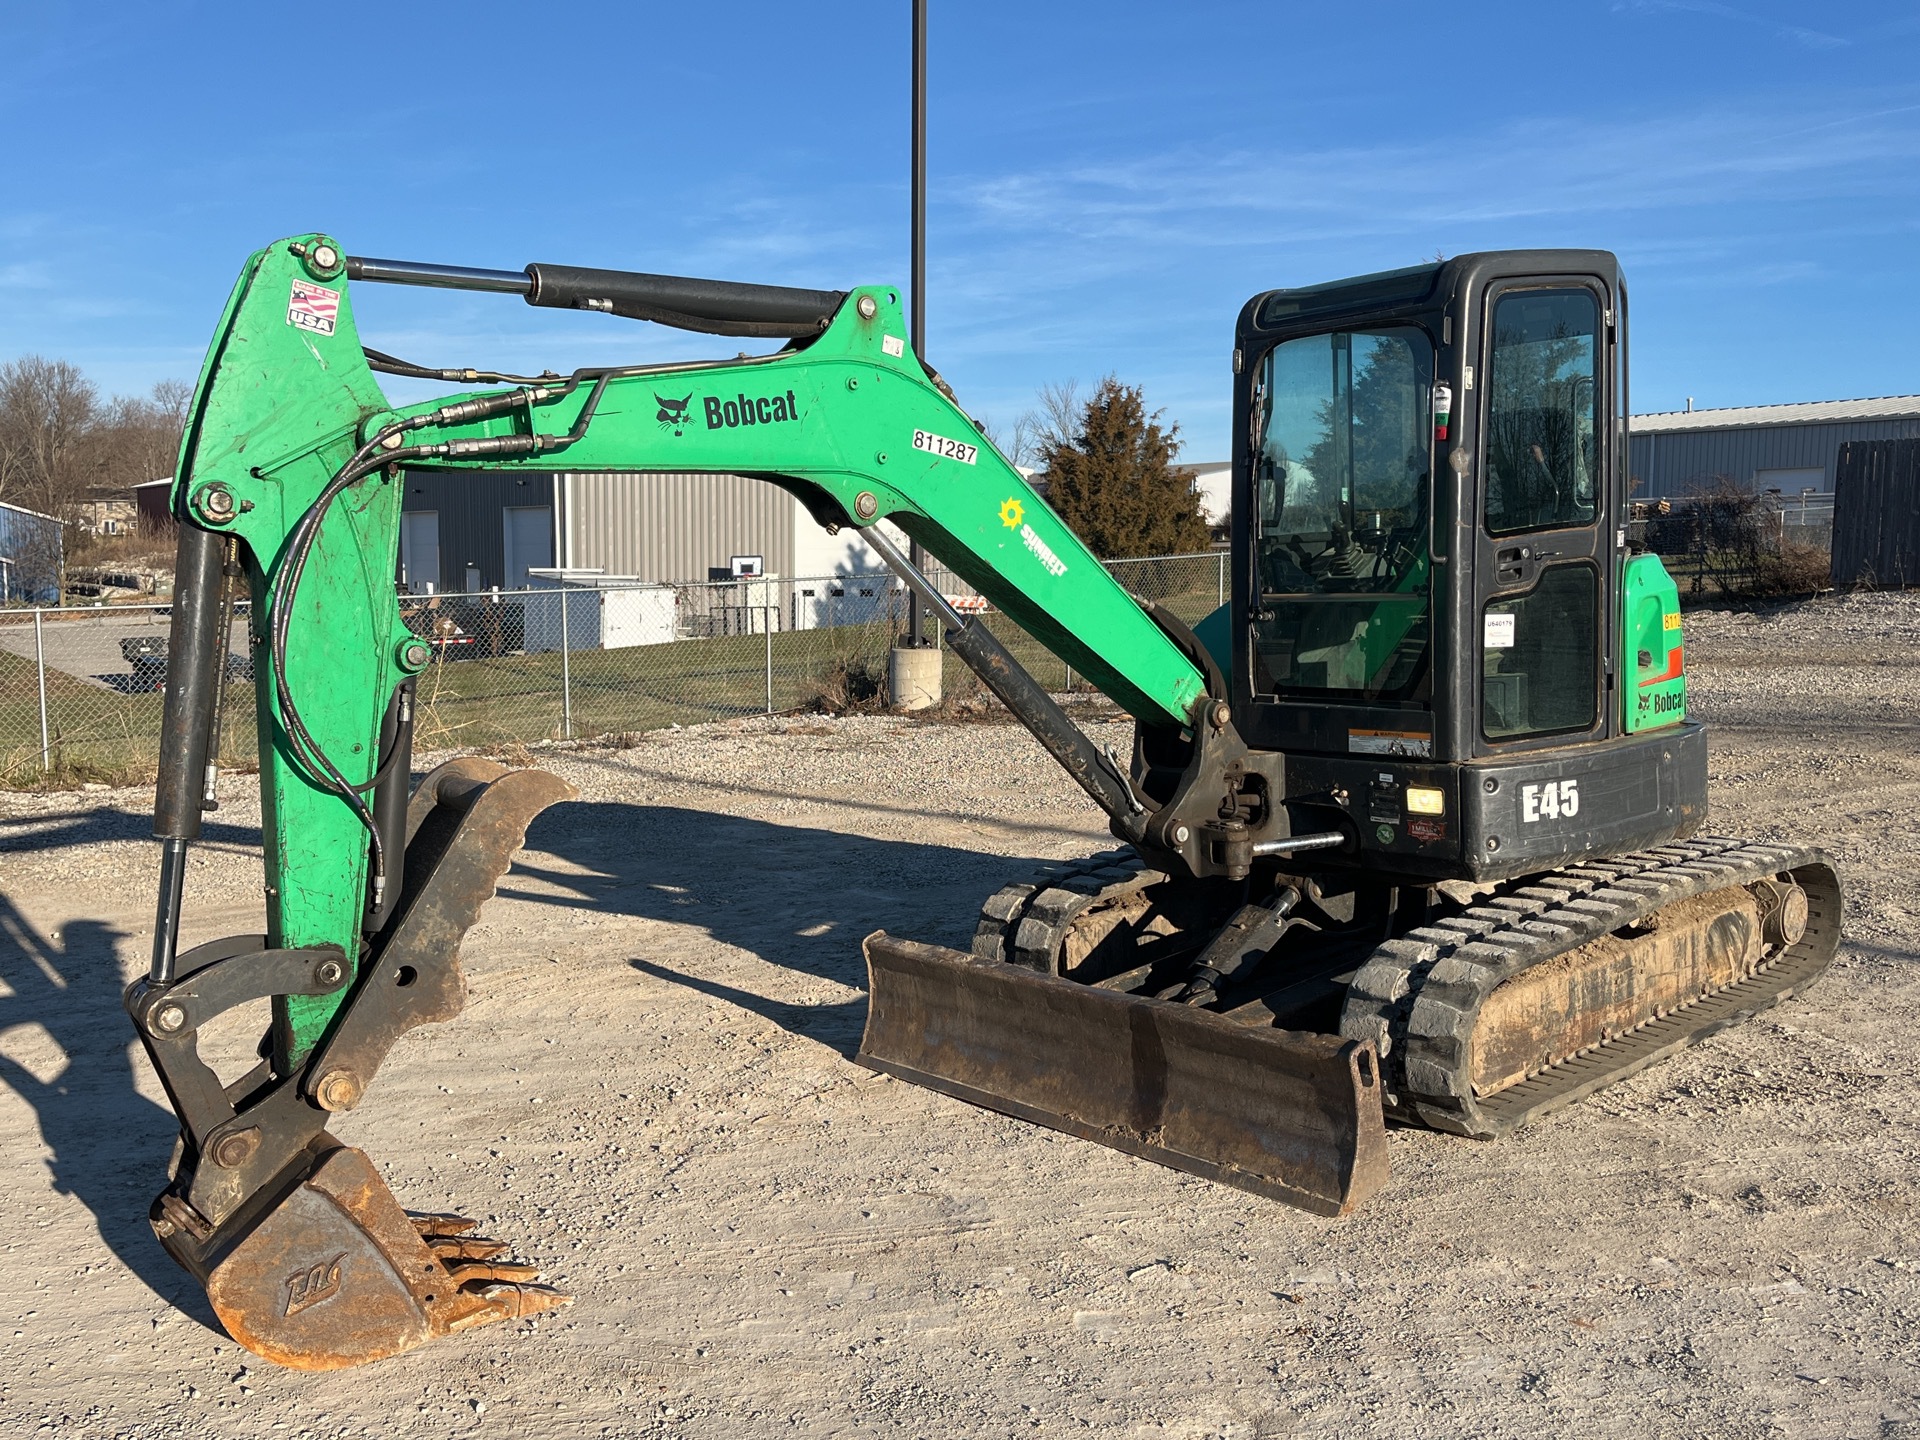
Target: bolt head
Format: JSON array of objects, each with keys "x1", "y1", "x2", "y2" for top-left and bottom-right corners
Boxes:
[
  {"x1": 198, "y1": 487, "x2": 235, "y2": 521},
  {"x1": 316, "y1": 959, "x2": 345, "y2": 987},
  {"x1": 209, "y1": 1128, "x2": 260, "y2": 1169},
  {"x1": 400, "y1": 639, "x2": 432, "y2": 670},
  {"x1": 856, "y1": 295, "x2": 879, "y2": 320},
  {"x1": 1209, "y1": 701, "x2": 1231, "y2": 730},
  {"x1": 1173, "y1": 824, "x2": 1191, "y2": 846},
  {"x1": 379, "y1": 430, "x2": 405, "y2": 450},
  {"x1": 315, "y1": 1069, "x2": 363, "y2": 1112},
  {"x1": 153, "y1": 1003, "x2": 188, "y2": 1035},
  {"x1": 311, "y1": 243, "x2": 339, "y2": 271},
  {"x1": 854, "y1": 492, "x2": 879, "y2": 520}
]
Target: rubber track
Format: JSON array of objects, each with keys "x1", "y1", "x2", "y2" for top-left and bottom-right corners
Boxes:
[
  {"x1": 1337, "y1": 835, "x2": 1843, "y2": 1138},
  {"x1": 970, "y1": 851, "x2": 1164, "y2": 972}
]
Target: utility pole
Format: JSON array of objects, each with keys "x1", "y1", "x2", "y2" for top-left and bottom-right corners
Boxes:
[{"x1": 907, "y1": 0, "x2": 928, "y2": 649}]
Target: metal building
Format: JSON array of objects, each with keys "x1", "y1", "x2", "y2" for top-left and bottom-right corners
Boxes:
[
  {"x1": 0, "y1": 500, "x2": 65, "y2": 604},
  {"x1": 398, "y1": 469, "x2": 889, "y2": 594},
  {"x1": 1629, "y1": 394, "x2": 1920, "y2": 500}
]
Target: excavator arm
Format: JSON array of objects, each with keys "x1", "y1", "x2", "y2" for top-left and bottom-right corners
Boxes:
[{"x1": 132, "y1": 234, "x2": 1389, "y2": 1371}]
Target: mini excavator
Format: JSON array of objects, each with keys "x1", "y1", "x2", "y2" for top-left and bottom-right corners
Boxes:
[{"x1": 134, "y1": 235, "x2": 1840, "y2": 1369}]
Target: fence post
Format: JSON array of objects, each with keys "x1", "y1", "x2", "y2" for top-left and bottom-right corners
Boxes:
[
  {"x1": 1218, "y1": 551, "x2": 1226, "y2": 606},
  {"x1": 33, "y1": 607, "x2": 49, "y2": 773},
  {"x1": 557, "y1": 585, "x2": 572, "y2": 739},
  {"x1": 764, "y1": 604, "x2": 774, "y2": 714}
]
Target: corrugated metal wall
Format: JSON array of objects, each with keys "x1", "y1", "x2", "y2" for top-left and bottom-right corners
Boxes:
[
  {"x1": 400, "y1": 470, "x2": 554, "y2": 592},
  {"x1": 1629, "y1": 418, "x2": 1920, "y2": 498},
  {"x1": 1833, "y1": 439, "x2": 1920, "y2": 587},
  {"x1": 0, "y1": 502, "x2": 64, "y2": 603},
  {"x1": 560, "y1": 473, "x2": 795, "y2": 581}
]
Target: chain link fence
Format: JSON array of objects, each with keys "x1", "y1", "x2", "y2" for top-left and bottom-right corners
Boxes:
[
  {"x1": 0, "y1": 552, "x2": 1233, "y2": 788},
  {"x1": 1634, "y1": 488, "x2": 1834, "y2": 598}
]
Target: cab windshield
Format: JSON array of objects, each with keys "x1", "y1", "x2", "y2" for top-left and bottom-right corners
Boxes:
[{"x1": 1252, "y1": 327, "x2": 1433, "y2": 699}]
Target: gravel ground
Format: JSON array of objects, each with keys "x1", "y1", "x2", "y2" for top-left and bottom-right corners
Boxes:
[{"x1": 0, "y1": 590, "x2": 1916, "y2": 1438}]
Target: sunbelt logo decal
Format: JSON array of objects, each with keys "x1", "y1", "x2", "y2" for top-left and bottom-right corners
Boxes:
[{"x1": 1000, "y1": 496, "x2": 1067, "y2": 578}]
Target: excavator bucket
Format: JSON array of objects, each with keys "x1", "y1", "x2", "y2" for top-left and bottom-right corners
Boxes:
[
  {"x1": 199, "y1": 1146, "x2": 569, "y2": 1371},
  {"x1": 857, "y1": 934, "x2": 1390, "y2": 1216},
  {"x1": 137, "y1": 759, "x2": 575, "y2": 1370}
]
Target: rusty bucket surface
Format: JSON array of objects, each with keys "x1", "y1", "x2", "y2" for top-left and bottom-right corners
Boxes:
[{"x1": 858, "y1": 934, "x2": 1390, "y2": 1217}]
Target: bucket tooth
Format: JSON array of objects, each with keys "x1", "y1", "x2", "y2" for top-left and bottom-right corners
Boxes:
[{"x1": 858, "y1": 933, "x2": 1389, "y2": 1217}]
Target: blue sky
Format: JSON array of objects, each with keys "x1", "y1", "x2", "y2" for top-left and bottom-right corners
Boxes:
[{"x1": 4, "y1": 1, "x2": 1918, "y2": 460}]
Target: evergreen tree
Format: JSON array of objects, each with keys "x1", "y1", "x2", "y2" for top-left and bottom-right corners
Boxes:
[{"x1": 1039, "y1": 377, "x2": 1209, "y2": 558}]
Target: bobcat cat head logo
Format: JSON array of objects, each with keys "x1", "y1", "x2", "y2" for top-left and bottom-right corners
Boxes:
[{"x1": 655, "y1": 393, "x2": 693, "y2": 436}]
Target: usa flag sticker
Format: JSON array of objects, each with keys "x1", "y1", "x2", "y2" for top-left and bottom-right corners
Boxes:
[{"x1": 287, "y1": 280, "x2": 340, "y2": 336}]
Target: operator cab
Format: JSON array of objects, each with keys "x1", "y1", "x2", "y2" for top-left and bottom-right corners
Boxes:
[{"x1": 1226, "y1": 251, "x2": 1703, "y2": 880}]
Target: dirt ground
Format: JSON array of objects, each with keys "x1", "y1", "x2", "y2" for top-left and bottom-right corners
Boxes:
[{"x1": 1, "y1": 590, "x2": 1916, "y2": 1439}]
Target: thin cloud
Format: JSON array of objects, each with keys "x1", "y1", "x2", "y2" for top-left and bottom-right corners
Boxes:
[{"x1": 1612, "y1": 0, "x2": 1848, "y2": 50}]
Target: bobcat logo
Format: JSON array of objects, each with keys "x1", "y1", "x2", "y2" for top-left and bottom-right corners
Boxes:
[
  {"x1": 655, "y1": 393, "x2": 693, "y2": 436},
  {"x1": 283, "y1": 1253, "x2": 345, "y2": 1318}
]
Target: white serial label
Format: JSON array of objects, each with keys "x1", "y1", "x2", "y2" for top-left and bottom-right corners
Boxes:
[
  {"x1": 882, "y1": 334, "x2": 906, "y2": 357},
  {"x1": 913, "y1": 428, "x2": 978, "y2": 465},
  {"x1": 1521, "y1": 779, "x2": 1580, "y2": 822},
  {"x1": 1484, "y1": 611, "x2": 1515, "y2": 650}
]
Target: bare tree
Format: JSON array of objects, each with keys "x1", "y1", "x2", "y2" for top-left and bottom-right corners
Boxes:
[
  {"x1": 0, "y1": 357, "x2": 100, "y2": 516},
  {"x1": 91, "y1": 380, "x2": 191, "y2": 489}
]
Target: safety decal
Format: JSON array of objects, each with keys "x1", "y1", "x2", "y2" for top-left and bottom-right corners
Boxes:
[
  {"x1": 287, "y1": 280, "x2": 340, "y2": 337},
  {"x1": 883, "y1": 334, "x2": 907, "y2": 357},
  {"x1": 1348, "y1": 729, "x2": 1433, "y2": 759},
  {"x1": 913, "y1": 428, "x2": 978, "y2": 465}
]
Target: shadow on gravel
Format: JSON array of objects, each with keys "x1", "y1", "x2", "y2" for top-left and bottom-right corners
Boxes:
[
  {"x1": 629, "y1": 958, "x2": 868, "y2": 1059},
  {"x1": 0, "y1": 805, "x2": 260, "y2": 856},
  {"x1": 0, "y1": 894, "x2": 220, "y2": 1330},
  {"x1": 509, "y1": 802, "x2": 1055, "y2": 1048}
]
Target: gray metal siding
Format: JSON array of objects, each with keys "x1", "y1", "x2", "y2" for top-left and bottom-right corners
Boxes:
[
  {"x1": 400, "y1": 470, "x2": 554, "y2": 592},
  {"x1": 1630, "y1": 419, "x2": 1920, "y2": 499},
  {"x1": 560, "y1": 473, "x2": 794, "y2": 581},
  {"x1": 0, "y1": 503, "x2": 64, "y2": 603}
]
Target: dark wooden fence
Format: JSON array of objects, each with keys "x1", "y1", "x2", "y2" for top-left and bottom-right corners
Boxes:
[{"x1": 1833, "y1": 439, "x2": 1920, "y2": 588}]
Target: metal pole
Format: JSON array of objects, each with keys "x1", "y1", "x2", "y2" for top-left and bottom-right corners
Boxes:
[
  {"x1": 33, "y1": 607, "x2": 49, "y2": 773},
  {"x1": 558, "y1": 583, "x2": 572, "y2": 739},
  {"x1": 906, "y1": 0, "x2": 929, "y2": 651},
  {"x1": 1219, "y1": 551, "x2": 1226, "y2": 606},
  {"x1": 764, "y1": 604, "x2": 774, "y2": 714}
]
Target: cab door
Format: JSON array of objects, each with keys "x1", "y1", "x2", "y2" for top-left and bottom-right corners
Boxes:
[{"x1": 1472, "y1": 278, "x2": 1617, "y2": 756}]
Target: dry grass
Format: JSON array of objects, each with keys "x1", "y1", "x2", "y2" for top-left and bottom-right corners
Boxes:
[
  {"x1": 805, "y1": 655, "x2": 888, "y2": 715},
  {"x1": 1758, "y1": 540, "x2": 1834, "y2": 598}
]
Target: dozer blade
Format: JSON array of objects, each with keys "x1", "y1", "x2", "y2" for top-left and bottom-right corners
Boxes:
[
  {"x1": 858, "y1": 934, "x2": 1389, "y2": 1217},
  {"x1": 202, "y1": 1146, "x2": 569, "y2": 1372}
]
